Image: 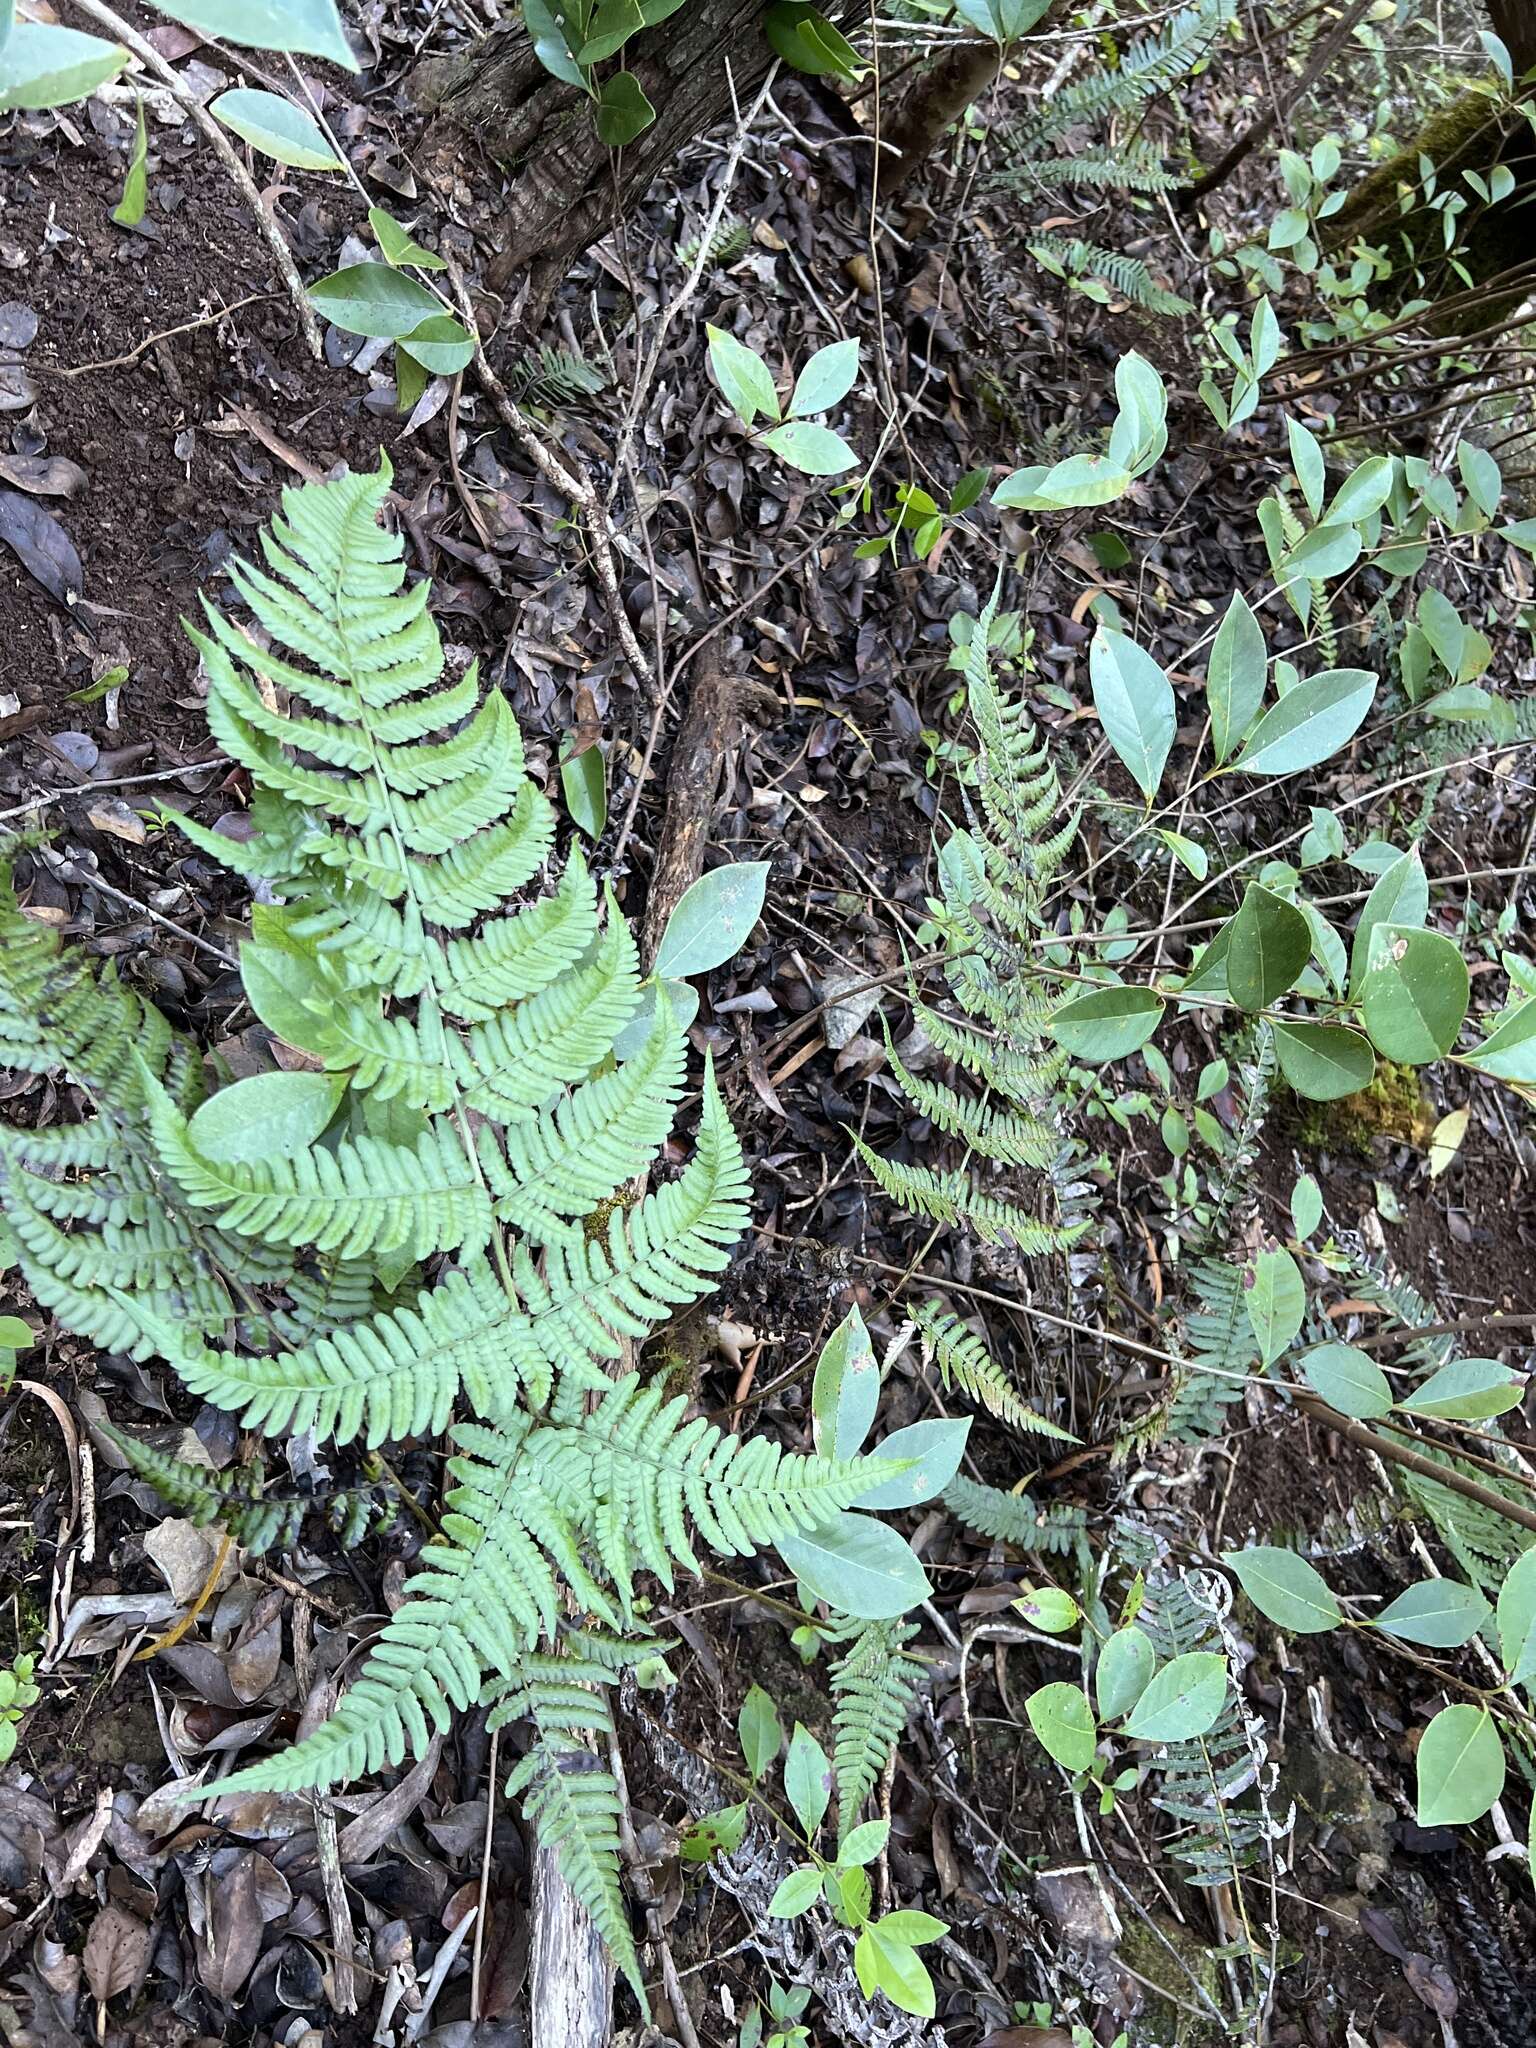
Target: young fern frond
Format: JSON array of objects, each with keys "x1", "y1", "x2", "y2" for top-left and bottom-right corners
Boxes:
[
  {"x1": 915, "y1": 1301, "x2": 1075, "y2": 1440},
  {"x1": 942, "y1": 1474, "x2": 1087, "y2": 1553},
  {"x1": 1027, "y1": 235, "x2": 1193, "y2": 315},
  {"x1": 828, "y1": 1619, "x2": 924, "y2": 1846}
]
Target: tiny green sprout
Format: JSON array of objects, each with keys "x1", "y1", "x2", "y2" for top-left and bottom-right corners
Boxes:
[{"x1": 0, "y1": 1656, "x2": 39, "y2": 1764}]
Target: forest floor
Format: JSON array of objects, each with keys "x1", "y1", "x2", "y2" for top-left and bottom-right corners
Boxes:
[{"x1": 2, "y1": 6, "x2": 1536, "y2": 2048}]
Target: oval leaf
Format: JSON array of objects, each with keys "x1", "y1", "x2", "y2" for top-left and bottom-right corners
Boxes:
[
  {"x1": 789, "y1": 337, "x2": 859, "y2": 417},
  {"x1": 851, "y1": 1417, "x2": 971, "y2": 1511},
  {"x1": 595, "y1": 68, "x2": 654, "y2": 146},
  {"x1": 1246, "y1": 1246, "x2": 1304, "y2": 1366},
  {"x1": 1223, "y1": 1545, "x2": 1343, "y2": 1633},
  {"x1": 1272, "y1": 1020, "x2": 1374, "y2": 1101},
  {"x1": 706, "y1": 325, "x2": 779, "y2": 427},
  {"x1": 1089, "y1": 626, "x2": 1175, "y2": 801},
  {"x1": 1415, "y1": 1704, "x2": 1505, "y2": 1828},
  {"x1": 1297, "y1": 1343, "x2": 1393, "y2": 1419},
  {"x1": 1349, "y1": 847, "x2": 1428, "y2": 994},
  {"x1": 188, "y1": 1069, "x2": 346, "y2": 1166},
  {"x1": 784, "y1": 1722, "x2": 832, "y2": 1837},
  {"x1": 308, "y1": 263, "x2": 442, "y2": 340},
  {"x1": 777, "y1": 1512, "x2": 931, "y2": 1621},
  {"x1": 1495, "y1": 1547, "x2": 1536, "y2": 1689},
  {"x1": 1207, "y1": 591, "x2": 1267, "y2": 764},
  {"x1": 811, "y1": 1305, "x2": 879, "y2": 1462},
  {"x1": 1374, "y1": 1579, "x2": 1490, "y2": 1648},
  {"x1": 0, "y1": 22, "x2": 126, "y2": 109},
  {"x1": 760, "y1": 420, "x2": 857, "y2": 475},
  {"x1": 1229, "y1": 668, "x2": 1376, "y2": 777},
  {"x1": 145, "y1": 0, "x2": 356, "y2": 66},
  {"x1": 1025, "y1": 1682, "x2": 1097, "y2": 1772},
  {"x1": 1095, "y1": 1625, "x2": 1155, "y2": 1720},
  {"x1": 767, "y1": 1865, "x2": 825, "y2": 1916},
  {"x1": 1360, "y1": 925, "x2": 1469, "y2": 1065},
  {"x1": 1227, "y1": 884, "x2": 1310, "y2": 1011},
  {"x1": 654, "y1": 860, "x2": 769, "y2": 979},
  {"x1": 1122, "y1": 1651, "x2": 1227, "y2": 1742},
  {"x1": 1400, "y1": 1357, "x2": 1526, "y2": 1422},
  {"x1": 211, "y1": 88, "x2": 343, "y2": 169},
  {"x1": 1050, "y1": 985, "x2": 1164, "y2": 1063},
  {"x1": 399, "y1": 315, "x2": 475, "y2": 377}
]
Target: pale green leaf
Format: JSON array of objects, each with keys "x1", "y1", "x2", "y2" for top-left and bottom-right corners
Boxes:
[
  {"x1": 1415, "y1": 1705, "x2": 1505, "y2": 1827},
  {"x1": 654, "y1": 861, "x2": 769, "y2": 978},
  {"x1": 211, "y1": 88, "x2": 343, "y2": 169},
  {"x1": 1089, "y1": 626, "x2": 1175, "y2": 801},
  {"x1": 1223, "y1": 1545, "x2": 1343, "y2": 1633}
]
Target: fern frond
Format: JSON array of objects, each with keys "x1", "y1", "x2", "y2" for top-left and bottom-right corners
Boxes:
[
  {"x1": 829, "y1": 1621, "x2": 924, "y2": 1845},
  {"x1": 1010, "y1": 145, "x2": 1183, "y2": 194},
  {"x1": 883, "y1": 1032, "x2": 1058, "y2": 1170},
  {"x1": 853, "y1": 1141, "x2": 1087, "y2": 1255},
  {"x1": 915, "y1": 1301, "x2": 1076, "y2": 1439},
  {"x1": 942, "y1": 1474, "x2": 1086, "y2": 1552},
  {"x1": 1027, "y1": 234, "x2": 1193, "y2": 315}
]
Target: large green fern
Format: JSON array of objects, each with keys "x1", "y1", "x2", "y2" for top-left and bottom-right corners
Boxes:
[{"x1": 0, "y1": 458, "x2": 901, "y2": 2006}]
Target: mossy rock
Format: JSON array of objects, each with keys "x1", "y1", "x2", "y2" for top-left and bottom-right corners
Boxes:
[{"x1": 1116, "y1": 1913, "x2": 1226, "y2": 2046}]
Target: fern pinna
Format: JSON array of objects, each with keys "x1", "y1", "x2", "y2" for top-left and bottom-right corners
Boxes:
[
  {"x1": 855, "y1": 598, "x2": 1090, "y2": 1435},
  {"x1": 0, "y1": 458, "x2": 902, "y2": 2004}
]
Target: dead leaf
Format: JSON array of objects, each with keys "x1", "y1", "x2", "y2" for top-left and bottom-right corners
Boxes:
[
  {"x1": 194, "y1": 1849, "x2": 290, "y2": 2001},
  {"x1": 0, "y1": 357, "x2": 37, "y2": 411},
  {"x1": 0, "y1": 452, "x2": 87, "y2": 498},
  {"x1": 0, "y1": 302, "x2": 37, "y2": 348},
  {"x1": 0, "y1": 488, "x2": 83, "y2": 604},
  {"x1": 145, "y1": 1519, "x2": 230, "y2": 1606},
  {"x1": 86, "y1": 796, "x2": 148, "y2": 844},
  {"x1": 1403, "y1": 1953, "x2": 1457, "y2": 2020},
  {"x1": 82, "y1": 1902, "x2": 151, "y2": 2003}
]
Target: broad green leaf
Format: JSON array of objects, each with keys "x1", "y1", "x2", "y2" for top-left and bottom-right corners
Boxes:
[
  {"x1": 1049, "y1": 985, "x2": 1164, "y2": 1062},
  {"x1": 1012, "y1": 1586, "x2": 1079, "y2": 1633},
  {"x1": 1122, "y1": 1651, "x2": 1227, "y2": 1742},
  {"x1": 1223, "y1": 1545, "x2": 1343, "y2": 1633},
  {"x1": 1400, "y1": 1357, "x2": 1525, "y2": 1422},
  {"x1": 1495, "y1": 1548, "x2": 1536, "y2": 1689},
  {"x1": 595, "y1": 68, "x2": 654, "y2": 145},
  {"x1": 1349, "y1": 848, "x2": 1428, "y2": 993},
  {"x1": 0, "y1": 1317, "x2": 33, "y2": 1350},
  {"x1": 1462, "y1": 995, "x2": 1536, "y2": 1082},
  {"x1": 738, "y1": 1684, "x2": 783, "y2": 1778},
  {"x1": 1278, "y1": 521, "x2": 1361, "y2": 584},
  {"x1": 1026, "y1": 1682, "x2": 1097, "y2": 1772},
  {"x1": 1229, "y1": 668, "x2": 1377, "y2": 776},
  {"x1": 1246, "y1": 1246, "x2": 1304, "y2": 1365},
  {"x1": 1273, "y1": 1020, "x2": 1374, "y2": 1101},
  {"x1": 851, "y1": 1417, "x2": 970, "y2": 1510},
  {"x1": 1290, "y1": 1172, "x2": 1323, "y2": 1239},
  {"x1": 578, "y1": 0, "x2": 645, "y2": 63},
  {"x1": 1415, "y1": 1705, "x2": 1505, "y2": 1827},
  {"x1": 240, "y1": 918, "x2": 342, "y2": 1058},
  {"x1": 1227, "y1": 884, "x2": 1310, "y2": 1010},
  {"x1": 610, "y1": 974, "x2": 697, "y2": 1059},
  {"x1": 211, "y1": 88, "x2": 343, "y2": 169},
  {"x1": 784, "y1": 1722, "x2": 832, "y2": 1837},
  {"x1": 1374, "y1": 1579, "x2": 1490, "y2": 1648},
  {"x1": 877, "y1": 1910, "x2": 947, "y2": 1946},
  {"x1": 1324, "y1": 454, "x2": 1395, "y2": 526},
  {"x1": 1419, "y1": 586, "x2": 1466, "y2": 678},
  {"x1": 838, "y1": 1818, "x2": 890, "y2": 1866},
  {"x1": 145, "y1": 0, "x2": 355, "y2": 66},
  {"x1": 1089, "y1": 627, "x2": 1175, "y2": 801},
  {"x1": 768, "y1": 1865, "x2": 824, "y2": 1916},
  {"x1": 1207, "y1": 591, "x2": 1267, "y2": 763},
  {"x1": 765, "y1": 1, "x2": 863, "y2": 81},
  {"x1": 680, "y1": 1801, "x2": 748, "y2": 1861},
  {"x1": 1299, "y1": 805, "x2": 1345, "y2": 866},
  {"x1": 812, "y1": 1306, "x2": 879, "y2": 1461},
  {"x1": 309, "y1": 264, "x2": 442, "y2": 339},
  {"x1": 995, "y1": 453, "x2": 1133, "y2": 510},
  {"x1": 777, "y1": 1512, "x2": 931, "y2": 1621},
  {"x1": 0, "y1": 23, "x2": 126, "y2": 108},
  {"x1": 369, "y1": 207, "x2": 446, "y2": 269},
  {"x1": 398, "y1": 316, "x2": 476, "y2": 377},
  {"x1": 1360, "y1": 925, "x2": 1469, "y2": 1064},
  {"x1": 1157, "y1": 829, "x2": 1207, "y2": 879},
  {"x1": 111, "y1": 91, "x2": 148, "y2": 227},
  {"x1": 522, "y1": 0, "x2": 586, "y2": 87},
  {"x1": 188, "y1": 1070, "x2": 346, "y2": 1166},
  {"x1": 760, "y1": 421, "x2": 857, "y2": 474},
  {"x1": 654, "y1": 860, "x2": 769, "y2": 978},
  {"x1": 1095, "y1": 1626, "x2": 1155, "y2": 1719},
  {"x1": 789, "y1": 338, "x2": 859, "y2": 417},
  {"x1": 1297, "y1": 1343, "x2": 1392, "y2": 1419},
  {"x1": 706, "y1": 326, "x2": 780, "y2": 426},
  {"x1": 1286, "y1": 415, "x2": 1325, "y2": 518},
  {"x1": 1458, "y1": 439, "x2": 1501, "y2": 519},
  {"x1": 560, "y1": 741, "x2": 607, "y2": 838},
  {"x1": 855, "y1": 1925, "x2": 936, "y2": 2019}
]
